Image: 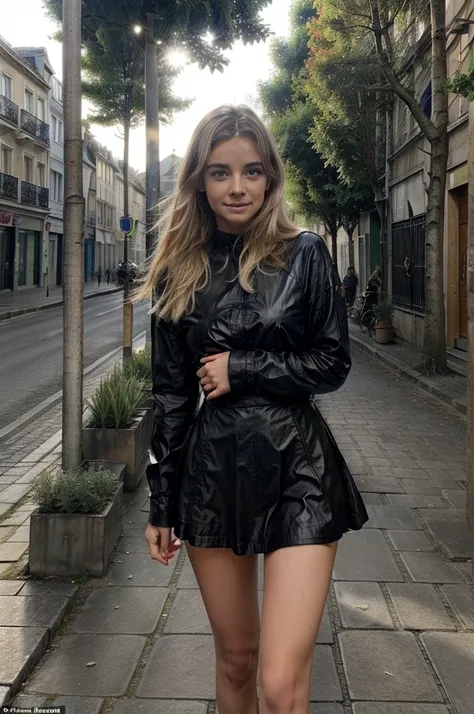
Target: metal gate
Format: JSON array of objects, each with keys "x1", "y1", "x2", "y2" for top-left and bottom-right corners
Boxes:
[{"x1": 392, "y1": 214, "x2": 425, "y2": 312}]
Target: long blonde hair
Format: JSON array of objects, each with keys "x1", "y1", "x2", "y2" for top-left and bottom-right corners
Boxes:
[{"x1": 134, "y1": 104, "x2": 299, "y2": 321}]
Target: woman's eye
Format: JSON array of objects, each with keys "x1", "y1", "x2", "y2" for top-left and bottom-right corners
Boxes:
[
  {"x1": 247, "y1": 169, "x2": 262, "y2": 177},
  {"x1": 212, "y1": 171, "x2": 227, "y2": 178}
]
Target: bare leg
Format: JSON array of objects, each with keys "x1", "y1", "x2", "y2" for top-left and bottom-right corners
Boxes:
[
  {"x1": 258, "y1": 542, "x2": 338, "y2": 714},
  {"x1": 186, "y1": 543, "x2": 260, "y2": 714}
]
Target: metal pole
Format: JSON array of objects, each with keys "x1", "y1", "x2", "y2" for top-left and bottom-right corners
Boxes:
[
  {"x1": 467, "y1": 98, "x2": 474, "y2": 580},
  {"x1": 145, "y1": 14, "x2": 160, "y2": 260},
  {"x1": 62, "y1": 0, "x2": 85, "y2": 471},
  {"x1": 122, "y1": 117, "x2": 133, "y2": 363},
  {"x1": 145, "y1": 14, "x2": 160, "y2": 346}
]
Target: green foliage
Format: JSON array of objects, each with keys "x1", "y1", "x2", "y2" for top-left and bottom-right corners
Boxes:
[
  {"x1": 259, "y1": 0, "x2": 374, "y2": 240},
  {"x1": 375, "y1": 295, "x2": 394, "y2": 322},
  {"x1": 32, "y1": 467, "x2": 118, "y2": 515},
  {"x1": 81, "y1": 27, "x2": 190, "y2": 130},
  {"x1": 123, "y1": 343, "x2": 152, "y2": 385},
  {"x1": 44, "y1": 0, "x2": 271, "y2": 73},
  {"x1": 86, "y1": 367, "x2": 147, "y2": 429},
  {"x1": 447, "y1": 68, "x2": 474, "y2": 101}
]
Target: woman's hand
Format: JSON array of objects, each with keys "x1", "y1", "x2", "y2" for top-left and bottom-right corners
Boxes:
[
  {"x1": 145, "y1": 524, "x2": 181, "y2": 566},
  {"x1": 197, "y1": 352, "x2": 231, "y2": 400}
]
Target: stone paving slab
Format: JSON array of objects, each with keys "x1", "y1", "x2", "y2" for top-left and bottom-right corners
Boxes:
[
  {"x1": 73, "y1": 587, "x2": 169, "y2": 634},
  {"x1": 137, "y1": 634, "x2": 215, "y2": 699},
  {"x1": 386, "y1": 495, "x2": 445, "y2": 509},
  {"x1": 309, "y1": 706, "x2": 344, "y2": 714},
  {"x1": 352, "y1": 705, "x2": 450, "y2": 714},
  {"x1": 27, "y1": 633, "x2": 146, "y2": 696},
  {"x1": 440, "y1": 489, "x2": 466, "y2": 509},
  {"x1": 364, "y1": 505, "x2": 422, "y2": 530},
  {"x1": 111, "y1": 700, "x2": 208, "y2": 714},
  {"x1": 333, "y1": 531, "x2": 404, "y2": 582},
  {"x1": 421, "y1": 632, "x2": 474, "y2": 714},
  {"x1": 419, "y1": 509, "x2": 470, "y2": 559},
  {"x1": 104, "y1": 553, "x2": 178, "y2": 587},
  {"x1": 440, "y1": 584, "x2": 474, "y2": 629},
  {"x1": 310, "y1": 646, "x2": 343, "y2": 701},
  {"x1": 117, "y1": 537, "x2": 149, "y2": 553},
  {"x1": 354, "y1": 477, "x2": 406, "y2": 493},
  {"x1": 0, "y1": 626, "x2": 49, "y2": 689},
  {"x1": 399, "y1": 552, "x2": 465, "y2": 583},
  {"x1": 386, "y1": 584, "x2": 456, "y2": 631},
  {"x1": 18, "y1": 580, "x2": 78, "y2": 597},
  {"x1": 339, "y1": 631, "x2": 443, "y2": 702},
  {"x1": 14, "y1": 694, "x2": 105, "y2": 713},
  {"x1": 386, "y1": 530, "x2": 435, "y2": 552},
  {"x1": 334, "y1": 582, "x2": 394, "y2": 629},
  {"x1": 0, "y1": 595, "x2": 69, "y2": 629},
  {"x1": 0, "y1": 580, "x2": 24, "y2": 595}
]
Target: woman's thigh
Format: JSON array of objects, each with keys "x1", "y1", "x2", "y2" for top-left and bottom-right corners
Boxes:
[
  {"x1": 185, "y1": 543, "x2": 260, "y2": 656},
  {"x1": 259, "y1": 543, "x2": 338, "y2": 695}
]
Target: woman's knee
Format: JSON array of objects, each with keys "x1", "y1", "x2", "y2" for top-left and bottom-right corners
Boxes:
[
  {"x1": 216, "y1": 645, "x2": 259, "y2": 690},
  {"x1": 258, "y1": 663, "x2": 298, "y2": 713}
]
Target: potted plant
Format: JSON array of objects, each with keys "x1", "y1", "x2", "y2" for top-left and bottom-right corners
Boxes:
[
  {"x1": 29, "y1": 466, "x2": 122, "y2": 578},
  {"x1": 375, "y1": 295, "x2": 394, "y2": 344},
  {"x1": 82, "y1": 367, "x2": 152, "y2": 491},
  {"x1": 123, "y1": 342, "x2": 153, "y2": 407}
]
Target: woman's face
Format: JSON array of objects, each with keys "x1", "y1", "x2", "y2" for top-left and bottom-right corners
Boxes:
[{"x1": 203, "y1": 136, "x2": 268, "y2": 233}]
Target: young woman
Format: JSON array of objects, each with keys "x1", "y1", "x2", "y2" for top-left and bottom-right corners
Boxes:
[{"x1": 136, "y1": 105, "x2": 368, "y2": 714}]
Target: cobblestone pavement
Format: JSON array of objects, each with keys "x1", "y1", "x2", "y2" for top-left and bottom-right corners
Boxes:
[{"x1": 10, "y1": 350, "x2": 474, "y2": 713}]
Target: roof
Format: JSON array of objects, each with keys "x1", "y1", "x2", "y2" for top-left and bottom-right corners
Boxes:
[{"x1": 14, "y1": 46, "x2": 54, "y2": 75}]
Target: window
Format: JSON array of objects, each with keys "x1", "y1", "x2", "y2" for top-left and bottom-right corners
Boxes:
[
  {"x1": 51, "y1": 115, "x2": 63, "y2": 143},
  {"x1": 37, "y1": 162, "x2": 45, "y2": 187},
  {"x1": 37, "y1": 97, "x2": 45, "y2": 122},
  {"x1": 1, "y1": 73, "x2": 12, "y2": 100},
  {"x1": 24, "y1": 155, "x2": 34, "y2": 183},
  {"x1": 52, "y1": 78, "x2": 63, "y2": 103},
  {"x1": 51, "y1": 170, "x2": 63, "y2": 202},
  {"x1": 1, "y1": 145, "x2": 13, "y2": 175},
  {"x1": 24, "y1": 88, "x2": 34, "y2": 113}
]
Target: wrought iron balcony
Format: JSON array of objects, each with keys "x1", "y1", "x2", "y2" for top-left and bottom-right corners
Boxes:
[
  {"x1": 0, "y1": 95, "x2": 18, "y2": 126},
  {"x1": 20, "y1": 109, "x2": 50, "y2": 145},
  {"x1": 0, "y1": 172, "x2": 18, "y2": 201},
  {"x1": 21, "y1": 181, "x2": 49, "y2": 209}
]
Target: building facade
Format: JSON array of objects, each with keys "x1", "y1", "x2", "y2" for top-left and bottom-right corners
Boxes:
[
  {"x1": 0, "y1": 37, "x2": 51, "y2": 291},
  {"x1": 48, "y1": 75, "x2": 63, "y2": 287}
]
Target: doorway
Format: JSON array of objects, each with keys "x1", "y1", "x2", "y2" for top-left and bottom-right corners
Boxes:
[
  {"x1": 458, "y1": 185, "x2": 468, "y2": 338},
  {"x1": 0, "y1": 227, "x2": 14, "y2": 290}
]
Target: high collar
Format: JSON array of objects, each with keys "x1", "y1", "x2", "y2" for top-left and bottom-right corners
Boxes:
[{"x1": 209, "y1": 227, "x2": 245, "y2": 255}]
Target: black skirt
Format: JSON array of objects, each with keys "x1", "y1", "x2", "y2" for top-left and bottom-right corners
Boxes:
[{"x1": 173, "y1": 394, "x2": 368, "y2": 556}]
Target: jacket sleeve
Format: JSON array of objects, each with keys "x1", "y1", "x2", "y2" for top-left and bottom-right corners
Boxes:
[
  {"x1": 147, "y1": 315, "x2": 199, "y2": 527},
  {"x1": 227, "y1": 235, "x2": 351, "y2": 399}
]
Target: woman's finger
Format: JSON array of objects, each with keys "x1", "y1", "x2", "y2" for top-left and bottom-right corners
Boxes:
[{"x1": 200, "y1": 353, "x2": 225, "y2": 364}]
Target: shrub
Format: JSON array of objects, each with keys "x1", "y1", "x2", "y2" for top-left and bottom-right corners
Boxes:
[
  {"x1": 32, "y1": 467, "x2": 118, "y2": 515},
  {"x1": 123, "y1": 342, "x2": 152, "y2": 385},
  {"x1": 375, "y1": 295, "x2": 393, "y2": 323},
  {"x1": 86, "y1": 367, "x2": 147, "y2": 429}
]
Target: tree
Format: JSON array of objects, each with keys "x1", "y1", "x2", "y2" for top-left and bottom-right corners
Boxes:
[
  {"x1": 259, "y1": 0, "x2": 374, "y2": 271},
  {"x1": 81, "y1": 28, "x2": 190, "y2": 361},
  {"x1": 309, "y1": 0, "x2": 448, "y2": 374}
]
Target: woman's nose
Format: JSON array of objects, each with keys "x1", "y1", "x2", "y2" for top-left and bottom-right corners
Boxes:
[{"x1": 229, "y1": 176, "x2": 246, "y2": 195}]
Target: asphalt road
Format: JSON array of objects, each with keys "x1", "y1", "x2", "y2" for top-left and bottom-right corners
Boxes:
[{"x1": 0, "y1": 292, "x2": 150, "y2": 429}]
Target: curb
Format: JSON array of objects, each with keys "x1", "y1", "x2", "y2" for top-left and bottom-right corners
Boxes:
[
  {"x1": 350, "y1": 332, "x2": 467, "y2": 417},
  {"x1": 0, "y1": 286, "x2": 123, "y2": 322}
]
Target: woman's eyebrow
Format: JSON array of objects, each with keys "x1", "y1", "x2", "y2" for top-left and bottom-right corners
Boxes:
[{"x1": 206, "y1": 161, "x2": 264, "y2": 169}]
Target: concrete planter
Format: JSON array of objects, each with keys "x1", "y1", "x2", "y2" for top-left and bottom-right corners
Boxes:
[
  {"x1": 82, "y1": 409, "x2": 153, "y2": 491},
  {"x1": 29, "y1": 484, "x2": 123, "y2": 578}
]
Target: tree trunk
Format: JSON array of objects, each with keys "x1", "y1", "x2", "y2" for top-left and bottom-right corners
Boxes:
[
  {"x1": 422, "y1": 0, "x2": 448, "y2": 374},
  {"x1": 62, "y1": 0, "x2": 85, "y2": 471},
  {"x1": 348, "y1": 227, "x2": 355, "y2": 267},
  {"x1": 122, "y1": 115, "x2": 133, "y2": 363},
  {"x1": 467, "y1": 99, "x2": 474, "y2": 581}
]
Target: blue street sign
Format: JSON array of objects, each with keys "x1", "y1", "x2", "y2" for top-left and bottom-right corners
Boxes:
[{"x1": 120, "y1": 216, "x2": 133, "y2": 233}]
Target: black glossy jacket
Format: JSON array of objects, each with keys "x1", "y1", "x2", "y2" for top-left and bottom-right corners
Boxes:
[{"x1": 147, "y1": 230, "x2": 353, "y2": 530}]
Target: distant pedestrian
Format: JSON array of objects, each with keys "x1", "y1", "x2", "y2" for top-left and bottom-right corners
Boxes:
[
  {"x1": 97, "y1": 265, "x2": 102, "y2": 287},
  {"x1": 343, "y1": 266, "x2": 358, "y2": 307},
  {"x1": 105, "y1": 268, "x2": 111, "y2": 285}
]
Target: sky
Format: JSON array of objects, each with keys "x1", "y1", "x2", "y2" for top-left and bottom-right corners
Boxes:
[{"x1": 2, "y1": 0, "x2": 291, "y2": 171}]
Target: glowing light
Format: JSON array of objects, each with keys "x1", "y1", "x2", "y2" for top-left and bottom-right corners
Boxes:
[
  {"x1": 133, "y1": 25, "x2": 142, "y2": 35},
  {"x1": 167, "y1": 49, "x2": 189, "y2": 67}
]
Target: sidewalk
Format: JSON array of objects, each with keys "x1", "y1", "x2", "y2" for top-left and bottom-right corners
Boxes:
[
  {"x1": 0, "y1": 282, "x2": 122, "y2": 321},
  {"x1": 3, "y1": 352, "x2": 472, "y2": 713},
  {"x1": 349, "y1": 321, "x2": 468, "y2": 415}
]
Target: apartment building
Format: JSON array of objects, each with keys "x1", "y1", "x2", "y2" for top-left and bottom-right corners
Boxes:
[
  {"x1": 95, "y1": 150, "x2": 118, "y2": 273},
  {"x1": 0, "y1": 37, "x2": 51, "y2": 291},
  {"x1": 115, "y1": 170, "x2": 146, "y2": 268},
  {"x1": 48, "y1": 75, "x2": 63, "y2": 287}
]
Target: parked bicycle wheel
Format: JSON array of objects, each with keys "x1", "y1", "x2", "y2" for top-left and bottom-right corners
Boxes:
[{"x1": 360, "y1": 309, "x2": 376, "y2": 337}]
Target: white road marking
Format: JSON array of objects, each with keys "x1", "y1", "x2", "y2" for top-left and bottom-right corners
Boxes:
[{"x1": 96, "y1": 305, "x2": 122, "y2": 317}]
